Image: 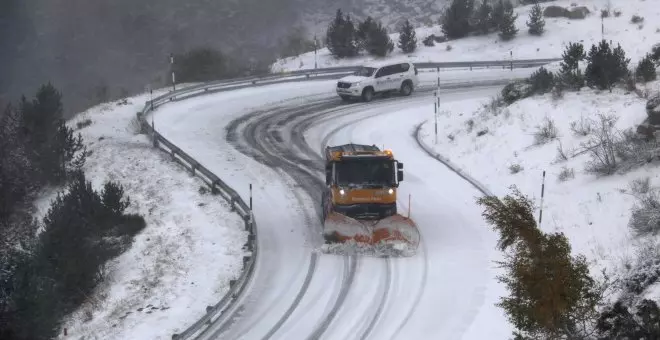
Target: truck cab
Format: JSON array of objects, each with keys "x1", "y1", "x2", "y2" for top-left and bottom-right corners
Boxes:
[{"x1": 323, "y1": 144, "x2": 404, "y2": 220}]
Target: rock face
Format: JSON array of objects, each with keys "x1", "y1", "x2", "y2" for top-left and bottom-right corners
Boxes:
[
  {"x1": 568, "y1": 6, "x2": 590, "y2": 19},
  {"x1": 544, "y1": 5, "x2": 569, "y2": 17},
  {"x1": 543, "y1": 5, "x2": 590, "y2": 19}
]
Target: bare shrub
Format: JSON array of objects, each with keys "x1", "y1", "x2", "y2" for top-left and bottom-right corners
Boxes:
[
  {"x1": 613, "y1": 10, "x2": 622, "y2": 17},
  {"x1": 557, "y1": 166, "x2": 575, "y2": 181},
  {"x1": 630, "y1": 177, "x2": 651, "y2": 195},
  {"x1": 570, "y1": 116, "x2": 593, "y2": 137},
  {"x1": 620, "y1": 240, "x2": 660, "y2": 297},
  {"x1": 629, "y1": 190, "x2": 660, "y2": 236},
  {"x1": 555, "y1": 140, "x2": 571, "y2": 162},
  {"x1": 631, "y1": 15, "x2": 644, "y2": 24},
  {"x1": 483, "y1": 95, "x2": 504, "y2": 115},
  {"x1": 583, "y1": 114, "x2": 620, "y2": 175},
  {"x1": 509, "y1": 163, "x2": 523, "y2": 174},
  {"x1": 446, "y1": 44, "x2": 453, "y2": 51},
  {"x1": 466, "y1": 119, "x2": 475, "y2": 132},
  {"x1": 76, "y1": 118, "x2": 93, "y2": 130},
  {"x1": 534, "y1": 118, "x2": 559, "y2": 145},
  {"x1": 128, "y1": 116, "x2": 144, "y2": 135},
  {"x1": 551, "y1": 84, "x2": 564, "y2": 101}
]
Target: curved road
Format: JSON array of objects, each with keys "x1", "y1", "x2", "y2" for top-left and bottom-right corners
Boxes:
[{"x1": 151, "y1": 80, "x2": 508, "y2": 339}]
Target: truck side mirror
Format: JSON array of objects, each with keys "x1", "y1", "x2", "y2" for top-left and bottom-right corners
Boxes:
[
  {"x1": 397, "y1": 169, "x2": 404, "y2": 182},
  {"x1": 325, "y1": 165, "x2": 332, "y2": 185},
  {"x1": 397, "y1": 162, "x2": 403, "y2": 170}
]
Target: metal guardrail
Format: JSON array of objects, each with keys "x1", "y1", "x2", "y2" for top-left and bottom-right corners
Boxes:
[{"x1": 136, "y1": 57, "x2": 560, "y2": 340}]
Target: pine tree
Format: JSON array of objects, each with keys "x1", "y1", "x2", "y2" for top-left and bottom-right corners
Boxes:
[
  {"x1": 441, "y1": 0, "x2": 476, "y2": 39},
  {"x1": 474, "y1": 0, "x2": 493, "y2": 35},
  {"x1": 636, "y1": 53, "x2": 657, "y2": 82},
  {"x1": 526, "y1": 2, "x2": 545, "y2": 36},
  {"x1": 397, "y1": 19, "x2": 417, "y2": 53},
  {"x1": 357, "y1": 16, "x2": 377, "y2": 50},
  {"x1": 365, "y1": 20, "x2": 394, "y2": 57},
  {"x1": 498, "y1": 0, "x2": 518, "y2": 41},
  {"x1": 559, "y1": 42, "x2": 586, "y2": 90},
  {"x1": 326, "y1": 9, "x2": 359, "y2": 58},
  {"x1": 491, "y1": 0, "x2": 505, "y2": 30},
  {"x1": 585, "y1": 40, "x2": 631, "y2": 91}
]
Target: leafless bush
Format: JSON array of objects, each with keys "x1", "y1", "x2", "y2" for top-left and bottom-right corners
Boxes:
[
  {"x1": 555, "y1": 140, "x2": 571, "y2": 162},
  {"x1": 557, "y1": 166, "x2": 575, "y2": 181},
  {"x1": 76, "y1": 118, "x2": 93, "y2": 130},
  {"x1": 570, "y1": 116, "x2": 594, "y2": 137},
  {"x1": 615, "y1": 129, "x2": 660, "y2": 170},
  {"x1": 601, "y1": 9, "x2": 610, "y2": 18},
  {"x1": 631, "y1": 15, "x2": 644, "y2": 24},
  {"x1": 509, "y1": 163, "x2": 523, "y2": 174},
  {"x1": 583, "y1": 114, "x2": 620, "y2": 175},
  {"x1": 551, "y1": 84, "x2": 564, "y2": 101},
  {"x1": 629, "y1": 190, "x2": 660, "y2": 236},
  {"x1": 483, "y1": 95, "x2": 504, "y2": 115},
  {"x1": 533, "y1": 118, "x2": 559, "y2": 145},
  {"x1": 613, "y1": 10, "x2": 622, "y2": 17},
  {"x1": 128, "y1": 116, "x2": 144, "y2": 135},
  {"x1": 466, "y1": 119, "x2": 474, "y2": 132},
  {"x1": 630, "y1": 177, "x2": 651, "y2": 195},
  {"x1": 446, "y1": 44, "x2": 453, "y2": 51}
]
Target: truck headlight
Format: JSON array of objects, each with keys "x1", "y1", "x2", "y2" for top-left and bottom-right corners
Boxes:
[
  {"x1": 339, "y1": 189, "x2": 346, "y2": 195},
  {"x1": 388, "y1": 188, "x2": 394, "y2": 195},
  {"x1": 351, "y1": 82, "x2": 360, "y2": 87}
]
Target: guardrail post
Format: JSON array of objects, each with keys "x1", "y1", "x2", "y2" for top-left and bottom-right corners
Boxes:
[
  {"x1": 171, "y1": 149, "x2": 176, "y2": 160},
  {"x1": 191, "y1": 163, "x2": 196, "y2": 176},
  {"x1": 230, "y1": 197, "x2": 236, "y2": 211}
]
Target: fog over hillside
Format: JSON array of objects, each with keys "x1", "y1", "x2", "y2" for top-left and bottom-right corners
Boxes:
[{"x1": 0, "y1": 0, "x2": 458, "y2": 114}]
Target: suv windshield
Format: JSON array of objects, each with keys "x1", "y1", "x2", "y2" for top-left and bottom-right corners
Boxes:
[
  {"x1": 354, "y1": 67, "x2": 376, "y2": 77},
  {"x1": 335, "y1": 159, "x2": 394, "y2": 187}
]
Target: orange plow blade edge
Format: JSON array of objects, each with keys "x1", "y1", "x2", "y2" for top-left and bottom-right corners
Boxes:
[{"x1": 320, "y1": 212, "x2": 420, "y2": 257}]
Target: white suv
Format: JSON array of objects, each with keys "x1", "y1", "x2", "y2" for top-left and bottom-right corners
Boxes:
[{"x1": 336, "y1": 61, "x2": 419, "y2": 102}]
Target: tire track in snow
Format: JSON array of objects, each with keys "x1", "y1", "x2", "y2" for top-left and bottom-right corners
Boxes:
[
  {"x1": 225, "y1": 99, "x2": 360, "y2": 339},
  {"x1": 312, "y1": 101, "x2": 432, "y2": 339}
]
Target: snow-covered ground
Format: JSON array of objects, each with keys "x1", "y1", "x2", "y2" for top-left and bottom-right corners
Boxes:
[
  {"x1": 272, "y1": 0, "x2": 659, "y2": 72},
  {"x1": 51, "y1": 89, "x2": 248, "y2": 340},
  {"x1": 417, "y1": 80, "x2": 660, "y2": 298}
]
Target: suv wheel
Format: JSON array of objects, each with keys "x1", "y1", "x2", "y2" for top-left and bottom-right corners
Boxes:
[
  {"x1": 400, "y1": 81, "x2": 413, "y2": 96},
  {"x1": 362, "y1": 87, "x2": 374, "y2": 102}
]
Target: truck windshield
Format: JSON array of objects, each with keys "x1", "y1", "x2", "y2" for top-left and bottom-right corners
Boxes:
[
  {"x1": 354, "y1": 67, "x2": 376, "y2": 77},
  {"x1": 335, "y1": 160, "x2": 394, "y2": 187}
]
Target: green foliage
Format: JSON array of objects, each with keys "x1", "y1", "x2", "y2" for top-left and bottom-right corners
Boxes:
[
  {"x1": 498, "y1": 0, "x2": 519, "y2": 41},
  {"x1": 397, "y1": 19, "x2": 417, "y2": 53},
  {"x1": 326, "y1": 9, "x2": 360, "y2": 58},
  {"x1": 526, "y1": 2, "x2": 545, "y2": 36},
  {"x1": 529, "y1": 67, "x2": 555, "y2": 94},
  {"x1": 362, "y1": 19, "x2": 394, "y2": 57},
  {"x1": 474, "y1": 1, "x2": 494, "y2": 35},
  {"x1": 18, "y1": 83, "x2": 86, "y2": 184},
  {"x1": 441, "y1": 0, "x2": 476, "y2": 39},
  {"x1": 636, "y1": 53, "x2": 657, "y2": 83},
  {"x1": 10, "y1": 171, "x2": 145, "y2": 339},
  {"x1": 558, "y1": 42, "x2": 586, "y2": 90},
  {"x1": 477, "y1": 187, "x2": 602, "y2": 339},
  {"x1": 596, "y1": 300, "x2": 660, "y2": 339},
  {"x1": 585, "y1": 40, "x2": 631, "y2": 91}
]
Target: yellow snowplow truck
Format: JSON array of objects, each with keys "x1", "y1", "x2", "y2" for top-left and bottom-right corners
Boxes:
[{"x1": 321, "y1": 144, "x2": 420, "y2": 257}]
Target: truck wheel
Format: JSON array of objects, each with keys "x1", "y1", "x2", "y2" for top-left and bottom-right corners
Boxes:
[
  {"x1": 400, "y1": 81, "x2": 413, "y2": 96},
  {"x1": 361, "y1": 87, "x2": 374, "y2": 102}
]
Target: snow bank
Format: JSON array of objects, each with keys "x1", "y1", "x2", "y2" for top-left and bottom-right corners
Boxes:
[
  {"x1": 419, "y1": 82, "x2": 660, "y2": 295},
  {"x1": 54, "y1": 91, "x2": 247, "y2": 340},
  {"x1": 273, "y1": 0, "x2": 660, "y2": 72}
]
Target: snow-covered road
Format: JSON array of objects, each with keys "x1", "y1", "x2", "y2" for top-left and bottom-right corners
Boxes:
[{"x1": 151, "y1": 79, "x2": 511, "y2": 339}]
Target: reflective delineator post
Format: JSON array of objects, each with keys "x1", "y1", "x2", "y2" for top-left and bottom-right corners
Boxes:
[
  {"x1": 170, "y1": 53, "x2": 176, "y2": 91},
  {"x1": 249, "y1": 184, "x2": 253, "y2": 210},
  {"x1": 538, "y1": 170, "x2": 546, "y2": 226}
]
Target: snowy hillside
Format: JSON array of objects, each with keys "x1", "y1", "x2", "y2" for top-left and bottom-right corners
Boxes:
[
  {"x1": 418, "y1": 77, "x2": 660, "y2": 303},
  {"x1": 273, "y1": 0, "x2": 660, "y2": 72},
  {"x1": 51, "y1": 91, "x2": 248, "y2": 340}
]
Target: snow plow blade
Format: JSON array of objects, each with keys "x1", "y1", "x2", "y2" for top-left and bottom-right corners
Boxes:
[{"x1": 320, "y1": 212, "x2": 420, "y2": 257}]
